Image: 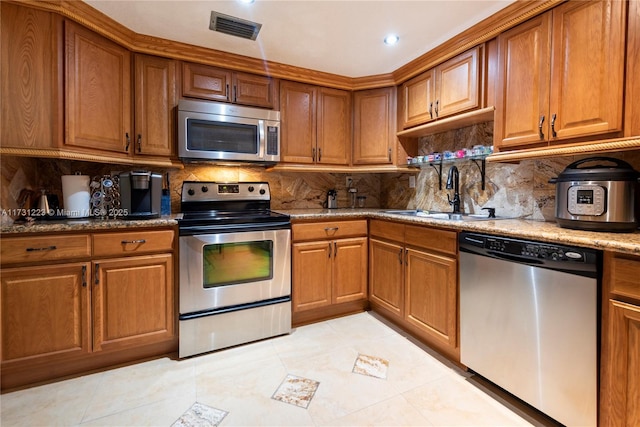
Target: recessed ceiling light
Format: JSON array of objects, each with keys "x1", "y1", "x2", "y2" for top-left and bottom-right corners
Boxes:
[{"x1": 384, "y1": 34, "x2": 399, "y2": 45}]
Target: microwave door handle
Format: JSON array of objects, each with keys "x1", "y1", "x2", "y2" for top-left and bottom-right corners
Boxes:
[{"x1": 258, "y1": 120, "x2": 265, "y2": 159}]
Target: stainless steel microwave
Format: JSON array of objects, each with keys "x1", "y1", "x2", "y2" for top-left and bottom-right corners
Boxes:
[{"x1": 178, "y1": 99, "x2": 280, "y2": 163}]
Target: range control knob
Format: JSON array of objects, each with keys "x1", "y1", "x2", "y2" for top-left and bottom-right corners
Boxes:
[
  {"x1": 187, "y1": 188, "x2": 195, "y2": 196},
  {"x1": 201, "y1": 186, "x2": 209, "y2": 193},
  {"x1": 259, "y1": 189, "x2": 266, "y2": 195},
  {"x1": 248, "y1": 186, "x2": 255, "y2": 192}
]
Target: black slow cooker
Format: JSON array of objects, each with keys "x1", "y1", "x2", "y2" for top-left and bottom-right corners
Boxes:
[{"x1": 549, "y1": 157, "x2": 640, "y2": 232}]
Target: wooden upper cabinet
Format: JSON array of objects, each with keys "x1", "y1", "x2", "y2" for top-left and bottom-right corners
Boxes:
[
  {"x1": 233, "y1": 71, "x2": 277, "y2": 108},
  {"x1": 436, "y1": 47, "x2": 480, "y2": 119},
  {"x1": 625, "y1": 0, "x2": 640, "y2": 137},
  {"x1": 1, "y1": 3, "x2": 62, "y2": 149},
  {"x1": 182, "y1": 62, "x2": 276, "y2": 108},
  {"x1": 65, "y1": 20, "x2": 132, "y2": 154},
  {"x1": 134, "y1": 54, "x2": 177, "y2": 157},
  {"x1": 182, "y1": 62, "x2": 231, "y2": 102},
  {"x1": 401, "y1": 70, "x2": 435, "y2": 128},
  {"x1": 549, "y1": 0, "x2": 625, "y2": 141},
  {"x1": 280, "y1": 81, "x2": 316, "y2": 163},
  {"x1": 317, "y1": 87, "x2": 351, "y2": 165},
  {"x1": 494, "y1": 14, "x2": 552, "y2": 149},
  {"x1": 353, "y1": 87, "x2": 396, "y2": 165},
  {"x1": 280, "y1": 81, "x2": 350, "y2": 165},
  {"x1": 495, "y1": 0, "x2": 626, "y2": 151},
  {"x1": 400, "y1": 47, "x2": 480, "y2": 129}
]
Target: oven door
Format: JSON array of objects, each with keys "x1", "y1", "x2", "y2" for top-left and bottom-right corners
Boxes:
[{"x1": 179, "y1": 228, "x2": 291, "y2": 315}]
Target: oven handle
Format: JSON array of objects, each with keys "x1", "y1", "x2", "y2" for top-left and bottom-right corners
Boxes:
[{"x1": 179, "y1": 221, "x2": 291, "y2": 236}]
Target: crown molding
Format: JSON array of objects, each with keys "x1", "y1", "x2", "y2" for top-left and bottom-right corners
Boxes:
[{"x1": 8, "y1": 0, "x2": 561, "y2": 90}]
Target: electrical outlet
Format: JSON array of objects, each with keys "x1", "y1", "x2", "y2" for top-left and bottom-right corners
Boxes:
[
  {"x1": 346, "y1": 176, "x2": 353, "y2": 188},
  {"x1": 409, "y1": 176, "x2": 416, "y2": 188}
]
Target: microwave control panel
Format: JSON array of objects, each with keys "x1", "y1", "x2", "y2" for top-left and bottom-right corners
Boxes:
[{"x1": 567, "y1": 185, "x2": 606, "y2": 216}]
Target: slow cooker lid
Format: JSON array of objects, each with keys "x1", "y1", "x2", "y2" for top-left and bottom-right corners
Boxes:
[{"x1": 553, "y1": 157, "x2": 640, "y2": 182}]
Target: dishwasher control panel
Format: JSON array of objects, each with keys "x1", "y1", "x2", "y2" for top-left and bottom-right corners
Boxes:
[{"x1": 461, "y1": 232, "x2": 595, "y2": 264}]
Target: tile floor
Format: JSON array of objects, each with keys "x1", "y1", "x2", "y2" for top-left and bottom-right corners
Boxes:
[{"x1": 1, "y1": 312, "x2": 545, "y2": 426}]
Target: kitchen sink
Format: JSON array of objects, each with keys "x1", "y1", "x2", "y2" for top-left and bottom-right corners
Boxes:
[{"x1": 381, "y1": 209, "x2": 504, "y2": 221}]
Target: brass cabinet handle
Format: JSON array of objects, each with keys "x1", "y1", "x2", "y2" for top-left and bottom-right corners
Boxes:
[
  {"x1": 435, "y1": 100, "x2": 439, "y2": 117},
  {"x1": 94, "y1": 263, "x2": 100, "y2": 286},
  {"x1": 405, "y1": 248, "x2": 408, "y2": 264},
  {"x1": 121, "y1": 239, "x2": 146, "y2": 244},
  {"x1": 318, "y1": 148, "x2": 322, "y2": 162},
  {"x1": 334, "y1": 241, "x2": 337, "y2": 258},
  {"x1": 26, "y1": 245, "x2": 57, "y2": 252},
  {"x1": 551, "y1": 113, "x2": 558, "y2": 138},
  {"x1": 226, "y1": 84, "x2": 230, "y2": 100},
  {"x1": 324, "y1": 227, "x2": 339, "y2": 232},
  {"x1": 125, "y1": 133, "x2": 130, "y2": 152},
  {"x1": 398, "y1": 248, "x2": 403, "y2": 265},
  {"x1": 328, "y1": 242, "x2": 332, "y2": 258},
  {"x1": 388, "y1": 148, "x2": 392, "y2": 162},
  {"x1": 429, "y1": 102, "x2": 433, "y2": 119},
  {"x1": 312, "y1": 147, "x2": 316, "y2": 162},
  {"x1": 81, "y1": 265, "x2": 87, "y2": 287},
  {"x1": 137, "y1": 134, "x2": 142, "y2": 152},
  {"x1": 538, "y1": 115, "x2": 545, "y2": 139},
  {"x1": 233, "y1": 85, "x2": 237, "y2": 103}
]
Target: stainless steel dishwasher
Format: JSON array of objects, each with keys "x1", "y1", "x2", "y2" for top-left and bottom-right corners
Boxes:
[{"x1": 459, "y1": 232, "x2": 599, "y2": 427}]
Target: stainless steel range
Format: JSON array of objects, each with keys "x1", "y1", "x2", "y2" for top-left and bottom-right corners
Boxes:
[{"x1": 178, "y1": 181, "x2": 291, "y2": 358}]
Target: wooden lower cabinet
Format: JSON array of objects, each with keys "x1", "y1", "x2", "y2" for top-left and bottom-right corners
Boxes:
[
  {"x1": 291, "y1": 220, "x2": 368, "y2": 325},
  {"x1": 600, "y1": 252, "x2": 640, "y2": 426},
  {"x1": 0, "y1": 263, "x2": 91, "y2": 364},
  {"x1": 92, "y1": 254, "x2": 174, "y2": 352},
  {"x1": 0, "y1": 229, "x2": 176, "y2": 390},
  {"x1": 369, "y1": 220, "x2": 459, "y2": 361}
]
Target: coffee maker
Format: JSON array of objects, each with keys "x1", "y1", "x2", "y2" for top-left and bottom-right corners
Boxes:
[{"x1": 119, "y1": 171, "x2": 162, "y2": 219}]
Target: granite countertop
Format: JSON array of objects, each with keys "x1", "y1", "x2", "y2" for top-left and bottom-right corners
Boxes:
[
  {"x1": 0, "y1": 214, "x2": 181, "y2": 234},
  {"x1": 2, "y1": 209, "x2": 638, "y2": 256},
  {"x1": 278, "y1": 208, "x2": 640, "y2": 256}
]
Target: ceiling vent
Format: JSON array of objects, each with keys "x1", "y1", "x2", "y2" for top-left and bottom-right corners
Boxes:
[{"x1": 209, "y1": 11, "x2": 262, "y2": 41}]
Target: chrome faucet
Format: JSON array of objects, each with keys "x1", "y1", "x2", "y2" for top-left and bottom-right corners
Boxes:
[{"x1": 446, "y1": 165, "x2": 461, "y2": 213}]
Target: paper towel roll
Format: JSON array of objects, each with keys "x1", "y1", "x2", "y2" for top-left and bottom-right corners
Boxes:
[{"x1": 62, "y1": 175, "x2": 90, "y2": 218}]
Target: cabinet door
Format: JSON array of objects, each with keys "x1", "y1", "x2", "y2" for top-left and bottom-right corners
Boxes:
[
  {"x1": 353, "y1": 87, "x2": 396, "y2": 165},
  {"x1": 494, "y1": 13, "x2": 552, "y2": 150},
  {"x1": 1, "y1": 3, "x2": 61, "y2": 149},
  {"x1": 602, "y1": 300, "x2": 640, "y2": 426},
  {"x1": 549, "y1": 0, "x2": 625, "y2": 141},
  {"x1": 401, "y1": 70, "x2": 435, "y2": 128},
  {"x1": 0, "y1": 263, "x2": 90, "y2": 363},
  {"x1": 369, "y1": 238, "x2": 404, "y2": 318},
  {"x1": 280, "y1": 81, "x2": 317, "y2": 163},
  {"x1": 182, "y1": 62, "x2": 231, "y2": 102},
  {"x1": 333, "y1": 237, "x2": 367, "y2": 304},
  {"x1": 134, "y1": 54, "x2": 176, "y2": 157},
  {"x1": 292, "y1": 241, "x2": 332, "y2": 312},
  {"x1": 435, "y1": 47, "x2": 480, "y2": 119},
  {"x1": 233, "y1": 72, "x2": 276, "y2": 108},
  {"x1": 92, "y1": 254, "x2": 174, "y2": 352},
  {"x1": 65, "y1": 21, "x2": 131, "y2": 154},
  {"x1": 405, "y1": 248, "x2": 457, "y2": 351},
  {"x1": 317, "y1": 88, "x2": 351, "y2": 165}
]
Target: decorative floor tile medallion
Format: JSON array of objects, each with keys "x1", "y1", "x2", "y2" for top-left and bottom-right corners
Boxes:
[
  {"x1": 272, "y1": 374, "x2": 320, "y2": 409},
  {"x1": 353, "y1": 354, "x2": 389, "y2": 379},
  {"x1": 172, "y1": 402, "x2": 228, "y2": 427}
]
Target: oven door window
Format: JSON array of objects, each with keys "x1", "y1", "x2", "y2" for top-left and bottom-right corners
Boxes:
[
  {"x1": 203, "y1": 240, "x2": 273, "y2": 288},
  {"x1": 187, "y1": 119, "x2": 259, "y2": 154}
]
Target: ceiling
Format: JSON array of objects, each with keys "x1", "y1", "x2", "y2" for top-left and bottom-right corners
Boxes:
[{"x1": 84, "y1": 0, "x2": 515, "y2": 78}]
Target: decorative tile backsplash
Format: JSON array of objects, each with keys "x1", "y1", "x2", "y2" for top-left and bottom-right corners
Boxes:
[{"x1": 2, "y1": 122, "x2": 639, "y2": 222}]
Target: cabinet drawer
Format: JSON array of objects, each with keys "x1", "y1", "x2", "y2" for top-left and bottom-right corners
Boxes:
[
  {"x1": 292, "y1": 220, "x2": 367, "y2": 242},
  {"x1": 92, "y1": 230, "x2": 174, "y2": 257},
  {"x1": 405, "y1": 225, "x2": 457, "y2": 256},
  {"x1": 369, "y1": 219, "x2": 405, "y2": 242},
  {"x1": 607, "y1": 253, "x2": 640, "y2": 301},
  {"x1": 1, "y1": 234, "x2": 91, "y2": 265}
]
